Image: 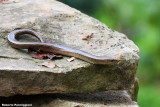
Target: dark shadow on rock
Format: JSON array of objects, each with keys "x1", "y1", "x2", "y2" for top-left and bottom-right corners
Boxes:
[{"x1": 0, "y1": 90, "x2": 135, "y2": 106}]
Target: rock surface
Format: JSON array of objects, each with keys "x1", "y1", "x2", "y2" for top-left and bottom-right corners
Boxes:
[
  {"x1": 0, "y1": 90, "x2": 138, "y2": 107},
  {"x1": 0, "y1": 0, "x2": 139, "y2": 97}
]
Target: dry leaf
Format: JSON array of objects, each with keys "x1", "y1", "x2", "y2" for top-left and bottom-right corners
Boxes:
[
  {"x1": 28, "y1": 48, "x2": 63, "y2": 60},
  {"x1": 67, "y1": 57, "x2": 76, "y2": 62},
  {"x1": 82, "y1": 33, "x2": 94, "y2": 41},
  {"x1": 29, "y1": 52, "x2": 48, "y2": 59},
  {"x1": 41, "y1": 62, "x2": 55, "y2": 68},
  {"x1": 82, "y1": 37, "x2": 89, "y2": 41},
  {"x1": 82, "y1": 35, "x2": 89, "y2": 41},
  {"x1": 47, "y1": 53, "x2": 63, "y2": 59}
]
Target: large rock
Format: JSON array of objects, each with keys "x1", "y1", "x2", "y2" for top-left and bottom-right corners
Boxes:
[{"x1": 0, "y1": 0, "x2": 139, "y2": 97}]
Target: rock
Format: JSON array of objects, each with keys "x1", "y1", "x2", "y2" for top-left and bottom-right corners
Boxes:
[
  {"x1": 128, "y1": 77, "x2": 139, "y2": 101},
  {"x1": 0, "y1": 0, "x2": 139, "y2": 97},
  {"x1": 0, "y1": 90, "x2": 138, "y2": 107}
]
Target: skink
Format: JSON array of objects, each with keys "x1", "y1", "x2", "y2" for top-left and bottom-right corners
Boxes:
[{"x1": 8, "y1": 29, "x2": 118, "y2": 64}]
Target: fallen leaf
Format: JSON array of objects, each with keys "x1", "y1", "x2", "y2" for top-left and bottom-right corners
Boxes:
[
  {"x1": 82, "y1": 37, "x2": 89, "y2": 41},
  {"x1": 28, "y1": 48, "x2": 63, "y2": 60},
  {"x1": 67, "y1": 57, "x2": 76, "y2": 62},
  {"x1": 28, "y1": 50, "x2": 48, "y2": 59},
  {"x1": 82, "y1": 35, "x2": 89, "y2": 41},
  {"x1": 41, "y1": 62, "x2": 55, "y2": 68},
  {"x1": 82, "y1": 33, "x2": 94, "y2": 41},
  {"x1": 47, "y1": 53, "x2": 63, "y2": 59}
]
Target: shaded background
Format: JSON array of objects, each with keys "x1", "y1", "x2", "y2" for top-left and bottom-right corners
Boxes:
[{"x1": 57, "y1": 0, "x2": 160, "y2": 107}]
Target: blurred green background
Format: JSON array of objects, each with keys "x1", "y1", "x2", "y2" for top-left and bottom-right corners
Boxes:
[{"x1": 58, "y1": 0, "x2": 160, "y2": 106}]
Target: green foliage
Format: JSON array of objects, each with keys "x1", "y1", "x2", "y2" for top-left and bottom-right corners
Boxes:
[
  {"x1": 58, "y1": 0, "x2": 160, "y2": 106},
  {"x1": 138, "y1": 84, "x2": 160, "y2": 107}
]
